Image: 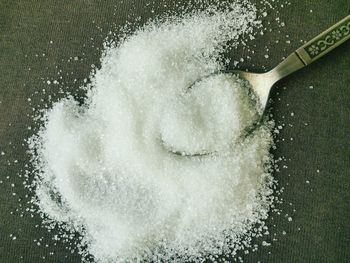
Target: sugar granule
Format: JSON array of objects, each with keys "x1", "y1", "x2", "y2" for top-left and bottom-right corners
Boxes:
[{"x1": 27, "y1": 2, "x2": 275, "y2": 262}]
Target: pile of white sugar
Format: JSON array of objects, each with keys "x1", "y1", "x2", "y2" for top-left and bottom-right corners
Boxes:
[{"x1": 28, "y1": 2, "x2": 275, "y2": 262}]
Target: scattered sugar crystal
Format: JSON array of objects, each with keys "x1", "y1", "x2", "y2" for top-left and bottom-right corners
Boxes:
[{"x1": 262, "y1": 241, "x2": 271, "y2": 246}]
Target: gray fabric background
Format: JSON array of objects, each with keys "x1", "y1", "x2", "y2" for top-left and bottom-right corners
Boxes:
[{"x1": 0, "y1": 0, "x2": 349, "y2": 262}]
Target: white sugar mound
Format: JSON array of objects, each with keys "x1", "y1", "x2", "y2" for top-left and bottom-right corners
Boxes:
[{"x1": 29, "y1": 2, "x2": 274, "y2": 262}]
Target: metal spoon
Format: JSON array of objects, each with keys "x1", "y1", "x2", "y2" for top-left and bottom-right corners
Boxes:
[{"x1": 166, "y1": 15, "x2": 350, "y2": 156}]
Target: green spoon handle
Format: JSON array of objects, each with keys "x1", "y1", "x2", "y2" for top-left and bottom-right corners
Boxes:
[
  {"x1": 271, "y1": 15, "x2": 350, "y2": 81},
  {"x1": 296, "y1": 15, "x2": 350, "y2": 64}
]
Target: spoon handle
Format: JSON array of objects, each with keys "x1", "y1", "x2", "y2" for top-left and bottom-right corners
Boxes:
[
  {"x1": 296, "y1": 15, "x2": 350, "y2": 64},
  {"x1": 272, "y1": 15, "x2": 350, "y2": 81}
]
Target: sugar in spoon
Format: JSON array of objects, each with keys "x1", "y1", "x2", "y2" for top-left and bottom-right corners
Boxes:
[{"x1": 165, "y1": 15, "x2": 350, "y2": 156}]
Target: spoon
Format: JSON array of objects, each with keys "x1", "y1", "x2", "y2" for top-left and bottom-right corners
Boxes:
[{"x1": 166, "y1": 15, "x2": 350, "y2": 156}]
